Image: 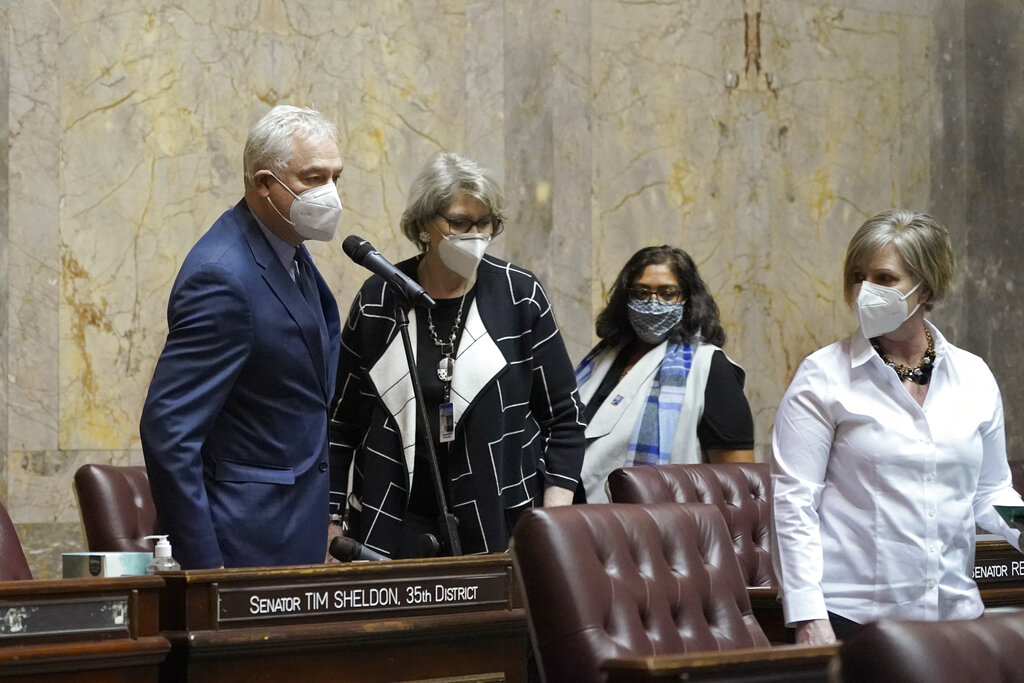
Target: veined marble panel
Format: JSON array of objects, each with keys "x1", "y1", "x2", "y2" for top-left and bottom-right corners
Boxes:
[
  {"x1": 502, "y1": 0, "x2": 555, "y2": 288},
  {"x1": 465, "y1": 0, "x2": 506, "y2": 185},
  {"x1": 56, "y1": 1, "x2": 473, "y2": 450},
  {"x1": 0, "y1": 3, "x2": 10, "y2": 500},
  {"x1": 777, "y1": 0, "x2": 932, "y2": 18},
  {"x1": 590, "y1": 0, "x2": 933, "y2": 455},
  {"x1": 549, "y1": 0, "x2": 594, "y2": 360},
  {"x1": 8, "y1": 3, "x2": 60, "y2": 453}
]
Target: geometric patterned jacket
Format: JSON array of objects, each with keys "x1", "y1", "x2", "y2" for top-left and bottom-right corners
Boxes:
[{"x1": 329, "y1": 254, "x2": 585, "y2": 556}]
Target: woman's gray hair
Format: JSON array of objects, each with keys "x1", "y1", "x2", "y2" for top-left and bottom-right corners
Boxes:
[
  {"x1": 243, "y1": 105, "x2": 339, "y2": 189},
  {"x1": 842, "y1": 209, "x2": 955, "y2": 311},
  {"x1": 400, "y1": 152, "x2": 507, "y2": 250}
]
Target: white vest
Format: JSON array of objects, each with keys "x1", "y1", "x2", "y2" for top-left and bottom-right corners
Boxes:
[{"x1": 578, "y1": 342, "x2": 722, "y2": 503}]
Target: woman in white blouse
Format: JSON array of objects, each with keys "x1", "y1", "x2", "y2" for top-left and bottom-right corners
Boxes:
[{"x1": 771, "y1": 209, "x2": 1024, "y2": 645}]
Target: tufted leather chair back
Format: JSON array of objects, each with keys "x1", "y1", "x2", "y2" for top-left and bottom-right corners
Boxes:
[
  {"x1": 511, "y1": 503, "x2": 769, "y2": 683},
  {"x1": 0, "y1": 499, "x2": 32, "y2": 581},
  {"x1": 607, "y1": 462, "x2": 774, "y2": 587},
  {"x1": 74, "y1": 464, "x2": 157, "y2": 552},
  {"x1": 836, "y1": 612, "x2": 1024, "y2": 682}
]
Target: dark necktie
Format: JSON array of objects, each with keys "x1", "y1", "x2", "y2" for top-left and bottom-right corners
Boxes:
[
  {"x1": 294, "y1": 248, "x2": 322, "y2": 314},
  {"x1": 295, "y1": 248, "x2": 330, "y2": 386}
]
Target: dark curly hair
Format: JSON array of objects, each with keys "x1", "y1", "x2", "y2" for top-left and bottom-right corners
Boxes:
[{"x1": 594, "y1": 245, "x2": 726, "y2": 349}]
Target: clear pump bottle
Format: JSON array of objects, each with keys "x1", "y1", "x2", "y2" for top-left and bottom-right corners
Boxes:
[{"x1": 144, "y1": 535, "x2": 181, "y2": 573}]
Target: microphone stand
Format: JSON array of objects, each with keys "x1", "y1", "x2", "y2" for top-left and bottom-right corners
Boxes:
[{"x1": 393, "y1": 303, "x2": 462, "y2": 557}]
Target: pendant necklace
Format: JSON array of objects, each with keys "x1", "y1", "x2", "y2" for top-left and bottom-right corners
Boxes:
[
  {"x1": 426, "y1": 287, "x2": 469, "y2": 389},
  {"x1": 871, "y1": 328, "x2": 936, "y2": 385}
]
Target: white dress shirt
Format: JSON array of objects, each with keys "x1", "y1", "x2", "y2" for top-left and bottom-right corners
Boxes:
[{"x1": 771, "y1": 321, "x2": 1023, "y2": 627}]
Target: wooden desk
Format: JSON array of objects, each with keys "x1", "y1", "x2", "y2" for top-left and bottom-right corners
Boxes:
[
  {"x1": 158, "y1": 554, "x2": 527, "y2": 683},
  {"x1": 748, "y1": 587, "x2": 792, "y2": 644},
  {"x1": 0, "y1": 575, "x2": 169, "y2": 682},
  {"x1": 602, "y1": 644, "x2": 838, "y2": 682}
]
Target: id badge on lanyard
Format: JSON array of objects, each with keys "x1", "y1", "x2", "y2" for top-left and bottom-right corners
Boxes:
[{"x1": 439, "y1": 402, "x2": 455, "y2": 443}]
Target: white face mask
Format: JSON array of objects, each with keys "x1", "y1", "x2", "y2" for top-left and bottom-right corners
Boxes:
[
  {"x1": 438, "y1": 233, "x2": 491, "y2": 279},
  {"x1": 265, "y1": 172, "x2": 343, "y2": 242},
  {"x1": 856, "y1": 280, "x2": 922, "y2": 338}
]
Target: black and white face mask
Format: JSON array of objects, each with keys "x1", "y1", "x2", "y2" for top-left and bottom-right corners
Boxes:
[{"x1": 627, "y1": 298, "x2": 684, "y2": 345}]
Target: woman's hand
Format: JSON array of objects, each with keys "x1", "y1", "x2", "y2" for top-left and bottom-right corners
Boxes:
[
  {"x1": 795, "y1": 619, "x2": 836, "y2": 645},
  {"x1": 324, "y1": 521, "x2": 344, "y2": 563},
  {"x1": 542, "y1": 485, "x2": 574, "y2": 507}
]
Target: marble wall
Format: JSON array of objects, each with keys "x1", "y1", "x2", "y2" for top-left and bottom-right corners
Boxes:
[{"x1": 2, "y1": 0, "x2": 1021, "y2": 579}]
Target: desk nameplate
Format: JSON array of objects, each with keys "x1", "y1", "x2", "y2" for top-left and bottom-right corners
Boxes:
[
  {"x1": 217, "y1": 570, "x2": 510, "y2": 624},
  {"x1": 0, "y1": 595, "x2": 130, "y2": 640},
  {"x1": 974, "y1": 539, "x2": 1024, "y2": 586}
]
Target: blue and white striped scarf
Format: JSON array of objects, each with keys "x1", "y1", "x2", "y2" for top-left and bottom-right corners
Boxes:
[
  {"x1": 626, "y1": 343, "x2": 693, "y2": 466},
  {"x1": 574, "y1": 351, "x2": 598, "y2": 389}
]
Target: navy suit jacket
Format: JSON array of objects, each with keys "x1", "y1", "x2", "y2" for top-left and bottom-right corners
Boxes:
[{"x1": 140, "y1": 200, "x2": 341, "y2": 569}]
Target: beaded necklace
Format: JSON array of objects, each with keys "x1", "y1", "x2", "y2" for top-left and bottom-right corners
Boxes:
[{"x1": 871, "y1": 328, "x2": 936, "y2": 385}]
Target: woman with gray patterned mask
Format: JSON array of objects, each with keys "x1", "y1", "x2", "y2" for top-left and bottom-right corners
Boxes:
[{"x1": 574, "y1": 245, "x2": 754, "y2": 503}]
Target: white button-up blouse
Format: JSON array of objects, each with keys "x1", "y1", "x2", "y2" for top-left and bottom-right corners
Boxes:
[{"x1": 771, "y1": 321, "x2": 1024, "y2": 627}]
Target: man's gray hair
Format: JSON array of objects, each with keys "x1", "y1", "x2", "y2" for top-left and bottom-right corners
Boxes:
[{"x1": 243, "y1": 105, "x2": 339, "y2": 188}]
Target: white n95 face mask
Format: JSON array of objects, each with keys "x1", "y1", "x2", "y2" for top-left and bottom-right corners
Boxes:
[
  {"x1": 438, "y1": 233, "x2": 491, "y2": 279},
  {"x1": 266, "y1": 173, "x2": 343, "y2": 242},
  {"x1": 856, "y1": 280, "x2": 922, "y2": 338}
]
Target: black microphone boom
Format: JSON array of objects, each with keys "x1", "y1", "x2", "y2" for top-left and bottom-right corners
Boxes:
[
  {"x1": 329, "y1": 535, "x2": 390, "y2": 562},
  {"x1": 342, "y1": 235, "x2": 436, "y2": 308}
]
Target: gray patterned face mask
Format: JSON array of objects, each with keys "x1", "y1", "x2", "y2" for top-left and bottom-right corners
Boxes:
[{"x1": 627, "y1": 298, "x2": 684, "y2": 344}]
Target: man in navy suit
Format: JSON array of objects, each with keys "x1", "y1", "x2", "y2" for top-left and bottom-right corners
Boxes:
[{"x1": 140, "y1": 105, "x2": 344, "y2": 569}]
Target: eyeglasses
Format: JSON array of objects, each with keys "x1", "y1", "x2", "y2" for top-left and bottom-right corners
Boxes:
[
  {"x1": 628, "y1": 286, "x2": 684, "y2": 304},
  {"x1": 436, "y1": 212, "x2": 499, "y2": 234}
]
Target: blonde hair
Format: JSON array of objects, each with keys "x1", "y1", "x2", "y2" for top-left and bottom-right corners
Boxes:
[{"x1": 842, "y1": 209, "x2": 955, "y2": 311}]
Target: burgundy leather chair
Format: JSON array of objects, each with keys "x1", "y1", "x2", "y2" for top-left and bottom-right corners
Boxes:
[
  {"x1": 607, "y1": 462, "x2": 774, "y2": 587},
  {"x1": 835, "y1": 612, "x2": 1024, "y2": 682},
  {"x1": 73, "y1": 464, "x2": 157, "y2": 552},
  {"x1": 0, "y1": 499, "x2": 32, "y2": 581},
  {"x1": 511, "y1": 503, "x2": 770, "y2": 683}
]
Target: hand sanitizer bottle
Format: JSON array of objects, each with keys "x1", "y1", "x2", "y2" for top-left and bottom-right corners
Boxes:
[{"x1": 144, "y1": 535, "x2": 181, "y2": 573}]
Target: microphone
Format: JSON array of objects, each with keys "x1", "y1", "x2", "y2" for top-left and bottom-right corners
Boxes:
[
  {"x1": 342, "y1": 235, "x2": 436, "y2": 308},
  {"x1": 329, "y1": 535, "x2": 390, "y2": 562}
]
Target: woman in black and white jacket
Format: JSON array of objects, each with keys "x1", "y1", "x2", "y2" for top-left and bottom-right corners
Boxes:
[{"x1": 329, "y1": 152, "x2": 584, "y2": 558}]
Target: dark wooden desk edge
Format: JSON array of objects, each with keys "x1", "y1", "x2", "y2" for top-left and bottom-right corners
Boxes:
[
  {"x1": 0, "y1": 575, "x2": 165, "y2": 597},
  {"x1": 601, "y1": 643, "x2": 838, "y2": 681},
  {"x1": 164, "y1": 607, "x2": 527, "y2": 658},
  {"x1": 0, "y1": 635, "x2": 169, "y2": 675},
  {"x1": 160, "y1": 554, "x2": 515, "y2": 584}
]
